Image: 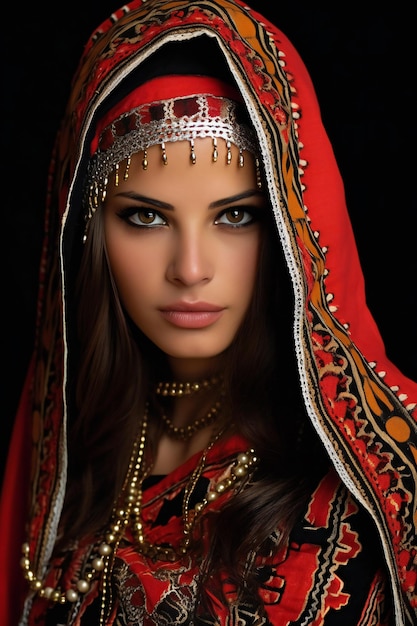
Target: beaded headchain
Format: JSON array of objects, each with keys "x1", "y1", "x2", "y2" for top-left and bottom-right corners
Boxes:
[{"x1": 84, "y1": 75, "x2": 260, "y2": 232}]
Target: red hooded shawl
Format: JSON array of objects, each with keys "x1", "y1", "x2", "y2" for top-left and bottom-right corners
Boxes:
[{"x1": 1, "y1": 1, "x2": 416, "y2": 624}]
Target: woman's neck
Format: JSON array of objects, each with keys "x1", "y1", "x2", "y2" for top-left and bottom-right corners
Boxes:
[
  {"x1": 166, "y1": 354, "x2": 225, "y2": 381},
  {"x1": 150, "y1": 369, "x2": 228, "y2": 474}
]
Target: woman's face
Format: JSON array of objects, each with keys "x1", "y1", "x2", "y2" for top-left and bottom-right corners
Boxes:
[{"x1": 103, "y1": 137, "x2": 265, "y2": 371}]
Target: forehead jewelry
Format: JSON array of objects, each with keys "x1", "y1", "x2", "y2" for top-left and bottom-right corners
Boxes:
[{"x1": 83, "y1": 92, "x2": 260, "y2": 240}]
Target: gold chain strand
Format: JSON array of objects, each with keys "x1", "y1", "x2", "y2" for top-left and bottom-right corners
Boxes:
[
  {"x1": 20, "y1": 406, "x2": 258, "y2": 606},
  {"x1": 160, "y1": 397, "x2": 222, "y2": 441},
  {"x1": 180, "y1": 427, "x2": 226, "y2": 553},
  {"x1": 20, "y1": 410, "x2": 149, "y2": 607}
]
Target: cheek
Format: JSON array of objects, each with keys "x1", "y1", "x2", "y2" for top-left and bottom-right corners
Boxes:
[
  {"x1": 227, "y1": 236, "x2": 260, "y2": 302},
  {"x1": 105, "y1": 235, "x2": 155, "y2": 305}
]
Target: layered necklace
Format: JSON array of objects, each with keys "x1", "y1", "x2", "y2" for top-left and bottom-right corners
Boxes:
[
  {"x1": 20, "y1": 376, "x2": 258, "y2": 615},
  {"x1": 157, "y1": 375, "x2": 224, "y2": 441}
]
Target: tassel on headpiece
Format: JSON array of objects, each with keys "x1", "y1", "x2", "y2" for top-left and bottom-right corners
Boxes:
[{"x1": 84, "y1": 75, "x2": 259, "y2": 235}]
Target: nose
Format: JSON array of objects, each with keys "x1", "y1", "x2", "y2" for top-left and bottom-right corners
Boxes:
[{"x1": 166, "y1": 228, "x2": 213, "y2": 286}]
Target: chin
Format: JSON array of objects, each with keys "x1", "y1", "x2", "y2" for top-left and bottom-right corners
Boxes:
[{"x1": 156, "y1": 340, "x2": 231, "y2": 361}]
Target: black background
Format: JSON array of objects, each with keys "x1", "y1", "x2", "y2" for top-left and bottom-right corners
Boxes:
[{"x1": 2, "y1": 3, "x2": 416, "y2": 470}]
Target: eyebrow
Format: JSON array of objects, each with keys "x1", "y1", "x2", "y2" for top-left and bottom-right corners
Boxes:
[
  {"x1": 209, "y1": 189, "x2": 264, "y2": 208},
  {"x1": 112, "y1": 189, "x2": 264, "y2": 210}
]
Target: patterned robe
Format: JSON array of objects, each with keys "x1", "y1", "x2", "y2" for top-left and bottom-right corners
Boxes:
[{"x1": 0, "y1": 1, "x2": 416, "y2": 624}]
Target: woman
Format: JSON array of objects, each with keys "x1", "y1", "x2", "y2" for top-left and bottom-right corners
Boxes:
[{"x1": 1, "y1": 1, "x2": 416, "y2": 624}]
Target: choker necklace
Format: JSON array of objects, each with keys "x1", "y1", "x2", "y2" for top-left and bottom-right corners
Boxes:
[
  {"x1": 160, "y1": 397, "x2": 222, "y2": 441},
  {"x1": 20, "y1": 405, "x2": 258, "y2": 618},
  {"x1": 155, "y1": 374, "x2": 221, "y2": 397}
]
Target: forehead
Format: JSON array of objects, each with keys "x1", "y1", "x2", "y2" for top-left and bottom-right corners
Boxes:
[{"x1": 105, "y1": 138, "x2": 259, "y2": 204}]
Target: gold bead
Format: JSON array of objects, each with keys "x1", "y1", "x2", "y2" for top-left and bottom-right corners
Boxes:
[
  {"x1": 232, "y1": 464, "x2": 247, "y2": 477},
  {"x1": 92, "y1": 557, "x2": 104, "y2": 571},
  {"x1": 76, "y1": 579, "x2": 90, "y2": 594},
  {"x1": 98, "y1": 542, "x2": 112, "y2": 556},
  {"x1": 142, "y1": 150, "x2": 148, "y2": 170},
  {"x1": 20, "y1": 557, "x2": 30, "y2": 570},
  {"x1": 216, "y1": 481, "x2": 227, "y2": 493},
  {"x1": 51, "y1": 590, "x2": 62, "y2": 602},
  {"x1": 66, "y1": 588, "x2": 79, "y2": 603},
  {"x1": 43, "y1": 587, "x2": 54, "y2": 599}
]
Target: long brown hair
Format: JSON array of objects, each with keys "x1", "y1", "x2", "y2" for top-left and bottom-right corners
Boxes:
[{"x1": 60, "y1": 199, "x2": 328, "y2": 609}]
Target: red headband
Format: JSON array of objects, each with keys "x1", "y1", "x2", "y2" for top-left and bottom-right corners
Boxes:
[{"x1": 90, "y1": 75, "x2": 243, "y2": 155}]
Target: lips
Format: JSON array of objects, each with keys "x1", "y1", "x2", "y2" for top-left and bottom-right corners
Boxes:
[{"x1": 159, "y1": 302, "x2": 224, "y2": 328}]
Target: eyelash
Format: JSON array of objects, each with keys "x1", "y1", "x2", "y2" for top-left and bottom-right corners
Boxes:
[{"x1": 116, "y1": 206, "x2": 260, "y2": 228}]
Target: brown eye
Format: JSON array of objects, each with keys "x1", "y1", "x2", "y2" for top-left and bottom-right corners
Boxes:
[
  {"x1": 214, "y1": 208, "x2": 257, "y2": 227},
  {"x1": 117, "y1": 208, "x2": 167, "y2": 227},
  {"x1": 226, "y1": 209, "x2": 244, "y2": 224},
  {"x1": 138, "y1": 210, "x2": 157, "y2": 224}
]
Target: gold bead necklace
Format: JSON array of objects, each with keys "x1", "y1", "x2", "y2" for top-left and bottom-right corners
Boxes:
[
  {"x1": 20, "y1": 411, "x2": 149, "y2": 606},
  {"x1": 160, "y1": 397, "x2": 223, "y2": 441},
  {"x1": 156, "y1": 375, "x2": 225, "y2": 441},
  {"x1": 20, "y1": 405, "x2": 258, "y2": 610},
  {"x1": 155, "y1": 375, "x2": 221, "y2": 397}
]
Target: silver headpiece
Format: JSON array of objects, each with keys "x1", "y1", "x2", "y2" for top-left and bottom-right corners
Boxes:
[{"x1": 82, "y1": 77, "x2": 261, "y2": 240}]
